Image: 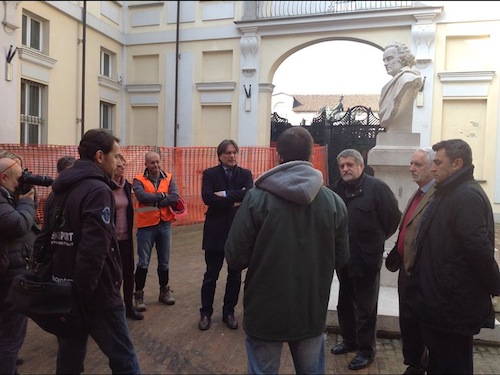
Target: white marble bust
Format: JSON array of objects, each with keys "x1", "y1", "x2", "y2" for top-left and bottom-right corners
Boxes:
[{"x1": 379, "y1": 42, "x2": 423, "y2": 132}]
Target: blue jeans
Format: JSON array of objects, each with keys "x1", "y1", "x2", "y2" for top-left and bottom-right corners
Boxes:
[
  {"x1": 56, "y1": 305, "x2": 140, "y2": 374},
  {"x1": 0, "y1": 307, "x2": 28, "y2": 375},
  {"x1": 245, "y1": 333, "x2": 325, "y2": 375},
  {"x1": 136, "y1": 221, "x2": 172, "y2": 271}
]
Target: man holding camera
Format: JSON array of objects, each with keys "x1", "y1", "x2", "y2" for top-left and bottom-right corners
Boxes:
[{"x1": 0, "y1": 157, "x2": 37, "y2": 374}]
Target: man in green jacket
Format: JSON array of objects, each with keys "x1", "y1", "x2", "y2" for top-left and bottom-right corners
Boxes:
[{"x1": 225, "y1": 127, "x2": 349, "y2": 374}]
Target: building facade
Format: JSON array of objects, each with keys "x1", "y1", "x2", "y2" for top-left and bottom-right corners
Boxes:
[{"x1": 1, "y1": 1, "x2": 500, "y2": 220}]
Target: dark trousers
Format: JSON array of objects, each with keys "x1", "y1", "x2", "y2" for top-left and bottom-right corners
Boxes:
[
  {"x1": 0, "y1": 306, "x2": 28, "y2": 374},
  {"x1": 118, "y1": 239, "x2": 135, "y2": 308},
  {"x1": 56, "y1": 306, "x2": 140, "y2": 374},
  {"x1": 398, "y1": 270, "x2": 428, "y2": 374},
  {"x1": 420, "y1": 325, "x2": 473, "y2": 374},
  {"x1": 336, "y1": 266, "x2": 380, "y2": 357},
  {"x1": 200, "y1": 250, "x2": 241, "y2": 318}
]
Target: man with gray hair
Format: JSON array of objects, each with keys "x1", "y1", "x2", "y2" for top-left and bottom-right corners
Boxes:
[
  {"x1": 329, "y1": 148, "x2": 401, "y2": 371},
  {"x1": 386, "y1": 147, "x2": 435, "y2": 374}
]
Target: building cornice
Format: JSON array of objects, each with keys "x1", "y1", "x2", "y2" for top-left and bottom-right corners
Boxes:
[
  {"x1": 235, "y1": 6, "x2": 443, "y2": 37},
  {"x1": 125, "y1": 84, "x2": 162, "y2": 93},
  {"x1": 18, "y1": 47, "x2": 57, "y2": 69}
]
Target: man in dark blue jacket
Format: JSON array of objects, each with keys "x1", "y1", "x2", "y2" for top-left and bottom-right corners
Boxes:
[
  {"x1": 198, "y1": 139, "x2": 253, "y2": 331},
  {"x1": 36, "y1": 129, "x2": 140, "y2": 374},
  {"x1": 407, "y1": 139, "x2": 500, "y2": 374},
  {"x1": 330, "y1": 148, "x2": 401, "y2": 371}
]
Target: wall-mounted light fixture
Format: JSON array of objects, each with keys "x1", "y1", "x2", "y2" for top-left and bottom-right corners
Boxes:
[
  {"x1": 244, "y1": 84, "x2": 251, "y2": 112},
  {"x1": 5, "y1": 44, "x2": 17, "y2": 81}
]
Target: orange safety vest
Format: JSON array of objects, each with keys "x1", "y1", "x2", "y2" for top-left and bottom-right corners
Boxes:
[{"x1": 134, "y1": 173, "x2": 176, "y2": 228}]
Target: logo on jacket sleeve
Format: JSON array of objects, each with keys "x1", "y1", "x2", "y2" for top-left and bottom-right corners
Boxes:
[{"x1": 101, "y1": 207, "x2": 111, "y2": 224}]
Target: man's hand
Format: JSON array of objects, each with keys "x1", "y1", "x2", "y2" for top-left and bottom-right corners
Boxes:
[
  {"x1": 214, "y1": 191, "x2": 226, "y2": 197},
  {"x1": 19, "y1": 188, "x2": 35, "y2": 201}
]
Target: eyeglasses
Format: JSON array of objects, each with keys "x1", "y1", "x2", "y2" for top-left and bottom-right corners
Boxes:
[
  {"x1": 0, "y1": 160, "x2": 17, "y2": 175},
  {"x1": 223, "y1": 151, "x2": 238, "y2": 156}
]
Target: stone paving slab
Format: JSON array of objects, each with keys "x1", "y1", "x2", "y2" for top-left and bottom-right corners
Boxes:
[{"x1": 17, "y1": 223, "x2": 500, "y2": 374}]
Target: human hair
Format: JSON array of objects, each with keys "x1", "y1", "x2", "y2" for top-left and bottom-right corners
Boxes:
[
  {"x1": 217, "y1": 139, "x2": 239, "y2": 158},
  {"x1": 337, "y1": 149, "x2": 364, "y2": 166},
  {"x1": 56, "y1": 155, "x2": 76, "y2": 173},
  {"x1": 385, "y1": 42, "x2": 416, "y2": 68},
  {"x1": 78, "y1": 128, "x2": 120, "y2": 160},
  {"x1": 276, "y1": 126, "x2": 313, "y2": 162},
  {"x1": 117, "y1": 153, "x2": 127, "y2": 164},
  {"x1": 0, "y1": 149, "x2": 23, "y2": 166},
  {"x1": 432, "y1": 139, "x2": 472, "y2": 167},
  {"x1": 416, "y1": 147, "x2": 435, "y2": 165}
]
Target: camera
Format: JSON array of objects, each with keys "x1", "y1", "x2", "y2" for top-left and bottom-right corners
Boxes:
[{"x1": 19, "y1": 168, "x2": 53, "y2": 194}]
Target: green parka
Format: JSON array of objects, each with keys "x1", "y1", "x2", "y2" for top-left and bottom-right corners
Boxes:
[{"x1": 225, "y1": 161, "x2": 349, "y2": 341}]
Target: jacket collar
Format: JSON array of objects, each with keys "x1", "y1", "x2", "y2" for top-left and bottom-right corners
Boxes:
[{"x1": 435, "y1": 165, "x2": 474, "y2": 193}]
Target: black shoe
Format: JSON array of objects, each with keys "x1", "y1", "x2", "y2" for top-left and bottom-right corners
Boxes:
[
  {"x1": 222, "y1": 314, "x2": 239, "y2": 329},
  {"x1": 198, "y1": 315, "x2": 211, "y2": 331},
  {"x1": 126, "y1": 306, "x2": 144, "y2": 320},
  {"x1": 330, "y1": 342, "x2": 357, "y2": 355},
  {"x1": 348, "y1": 353, "x2": 375, "y2": 370}
]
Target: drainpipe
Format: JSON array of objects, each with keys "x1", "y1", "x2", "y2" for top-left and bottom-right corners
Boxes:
[
  {"x1": 80, "y1": 0, "x2": 87, "y2": 139},
  {"x1": 173, "y1": 1, "x2": 180, "y2": 147}
]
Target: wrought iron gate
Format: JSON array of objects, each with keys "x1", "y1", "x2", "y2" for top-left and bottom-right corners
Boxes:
[{"x1": 270, "y1": 106, "x2": 384, "y2": 186}]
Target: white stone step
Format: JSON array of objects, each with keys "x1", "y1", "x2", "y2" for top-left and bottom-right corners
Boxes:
[{"x1": 326, "y1": 273, "x2": 500, "y2": 344}]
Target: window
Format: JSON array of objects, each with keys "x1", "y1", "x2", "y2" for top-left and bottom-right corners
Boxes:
[
  {"x1": 101, "y1": 50, "x2": 112, "y2": 78},
  {"x1": 100, "y1": 101, "x2": 114, "y2": 130},
  {"x1": 20, "y1": 80, "x2": 45, "y2": 144},
  {"x1": 22, "y1": 14, "x2": 42, "y2": 51}
]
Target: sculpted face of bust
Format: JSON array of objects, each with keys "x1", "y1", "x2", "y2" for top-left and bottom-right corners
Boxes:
[{"x1": 383, "y1": 47, "x2": 405, "y2": 77}]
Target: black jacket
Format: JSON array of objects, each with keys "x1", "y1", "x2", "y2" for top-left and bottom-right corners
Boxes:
[
  {"x1": 407, "y1": 165, "x2": 500, "y2": 335},
  {"x1": 0, "y1": 186, "x2": 37, "y2": 299},
  {"x1": 202, "y1": 164, "x2": 253, "y2": 252},
  {"x1": 35, "y1": 159, "x2": 123, "y2": 313},
  {"x1": 330, "y1": 173, "x2": 401, "y2": 277}
]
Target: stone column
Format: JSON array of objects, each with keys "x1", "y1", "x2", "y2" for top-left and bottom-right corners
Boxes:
[{"x1": 237, "y1": 26, "x2": 260, "y2": 146}]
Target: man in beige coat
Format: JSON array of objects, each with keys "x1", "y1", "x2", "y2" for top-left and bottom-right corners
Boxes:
[{"x1": 386, "y1": 147, "x2": 435, "y2": 374}]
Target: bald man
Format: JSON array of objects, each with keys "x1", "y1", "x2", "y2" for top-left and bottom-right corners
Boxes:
[
  {"x1": 0, "y1": 157, "x2": 36, "y2": 374},
  {"x1": 133, "y1": 151, "x2": 180, "y2": 312}
]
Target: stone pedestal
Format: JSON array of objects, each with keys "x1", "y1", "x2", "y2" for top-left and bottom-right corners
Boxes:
[
  {"x1": 368, "y1": 131, "x2": 420, "y2": 287},
  {"x1": 368, "y1": 132, "x2": 420, "y2": 212}
]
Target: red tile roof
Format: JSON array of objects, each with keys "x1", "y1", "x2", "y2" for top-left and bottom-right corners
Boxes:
[{"x1": 291, "y1": 94, "x2": 379, "y2": 112}]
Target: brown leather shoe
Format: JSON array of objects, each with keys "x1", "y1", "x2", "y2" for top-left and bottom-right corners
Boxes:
[
  {"x1": 222, "y1": 314, "x2": 239, "y2": 329},
  {"x1": 198, "y1": 315, "x2": 211, "y2": 331}
]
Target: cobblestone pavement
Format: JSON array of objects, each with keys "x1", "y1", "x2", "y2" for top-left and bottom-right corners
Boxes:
[{"x1": 17, "y1": 223, "x2": 500, "y2": 374}]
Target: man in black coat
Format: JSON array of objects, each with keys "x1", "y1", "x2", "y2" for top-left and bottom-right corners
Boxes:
[
  {"x1": 0, "y1": 157, "x2": 37, "y2": 374},
  {"x1": 329, "y1": 149, "x2": 401, "y2": 371},
  {"x1": 198, "y1": 139, "x2": 253, "y2": 331},
  {"x1": 407, "y1": 139, "x2": 500, "y2": 374}
]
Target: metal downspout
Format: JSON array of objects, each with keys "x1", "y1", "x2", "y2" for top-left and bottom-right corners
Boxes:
[
  {"x1": 81, "y1": 0, "x2": 87, "y2": 139},
  {"x1": 173, "y1": 1, "x2": 180, "y2": 147}
]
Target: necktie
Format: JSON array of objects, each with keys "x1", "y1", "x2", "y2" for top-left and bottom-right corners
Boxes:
[
  {"x1": 225, "y1": 168, "x2": 233, "y2": 179},
  {"x1": 396, "y1": 189, "x2": 425, "y2": 256}
]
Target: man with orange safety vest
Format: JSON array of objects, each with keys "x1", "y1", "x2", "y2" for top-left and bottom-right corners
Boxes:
[{"x1": 133, "y1": 151, "x2": 180, "y2": 312}]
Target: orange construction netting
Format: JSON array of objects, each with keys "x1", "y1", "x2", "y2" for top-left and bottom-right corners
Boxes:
[{"x1": 0, "y1": 144, "x2": 328, "y2": 226}]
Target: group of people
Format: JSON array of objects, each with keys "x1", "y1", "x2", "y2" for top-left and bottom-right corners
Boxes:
[
  {"x1": 0, "y1": 129, "x2": 184, "y2": 374},
  {"x1": 1, "y1": 125, "x2": 500, "y2": 375}
]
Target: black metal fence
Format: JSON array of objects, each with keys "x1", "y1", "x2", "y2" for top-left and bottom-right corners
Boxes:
[{"x1": 270, "y1": 106, "x2": 384, "y2": 186}]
